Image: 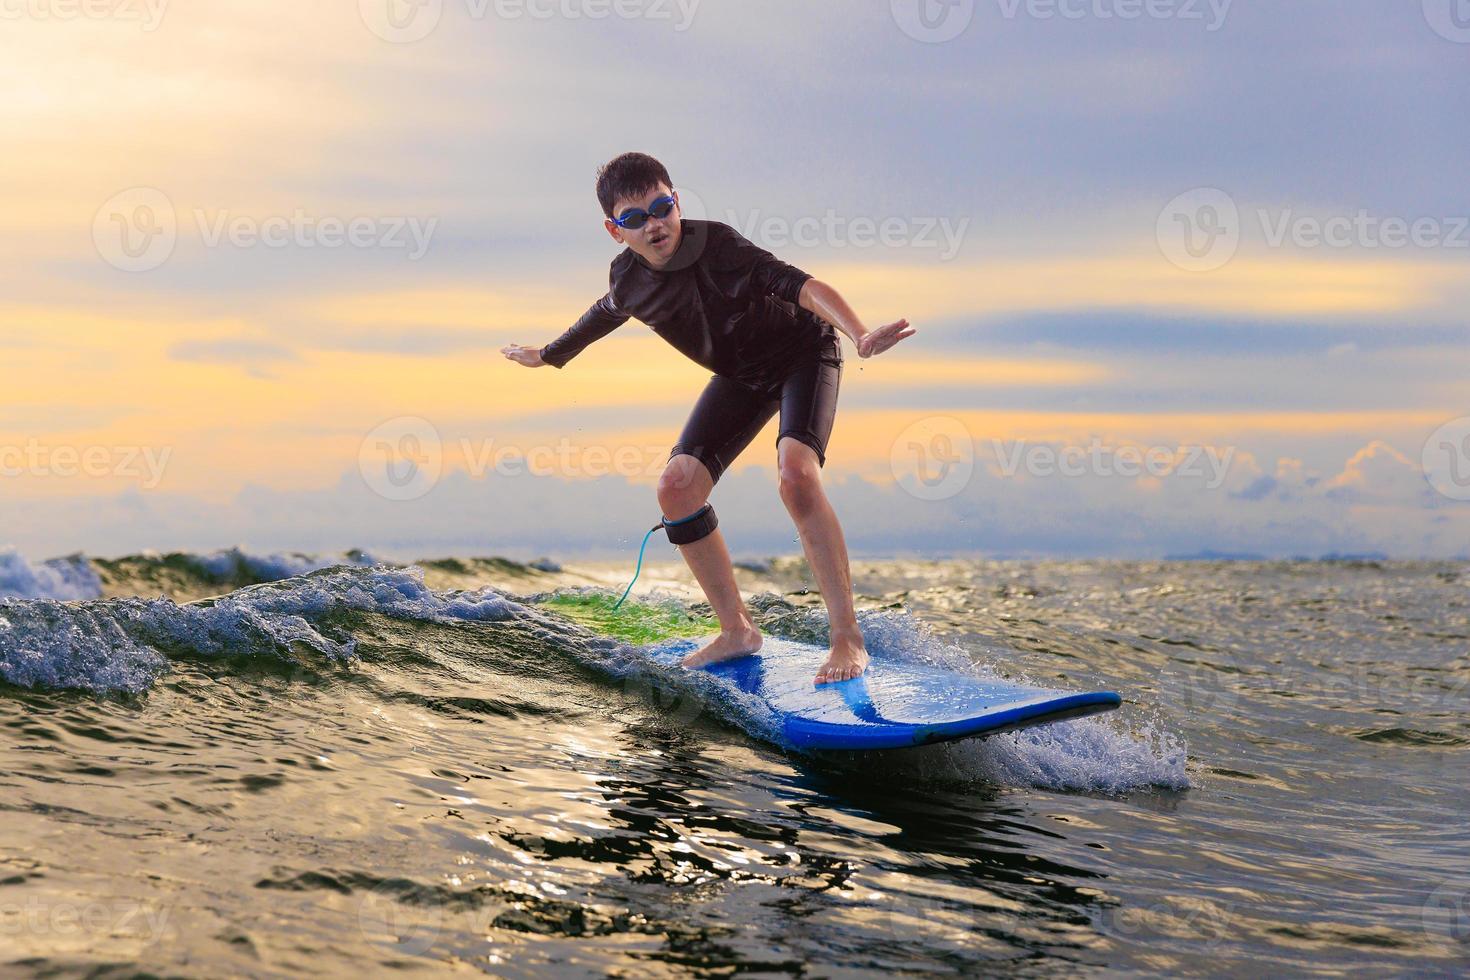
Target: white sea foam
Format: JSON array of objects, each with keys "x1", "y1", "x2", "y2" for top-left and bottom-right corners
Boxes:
[
  {"x1": 186, "y1": 546, "x2": 382, "y2": 582},
  {"x1": 0, "y1": 565, "x2": 1192, "y2": 793},
  {"x1": 930, "y1": 718, "x2": 1192, "y2": 793},
  {"x1": 856, "y1": 613, "x2": 1190, "y2": 792},
  {"x1": 0, "y1": 564, "x2": 519, "y2": 694},
  {"x1": 848, "y1": 606, "x2": 1192, "y2": 791},
  {"x1": 0, "y1": 546, "x2": 103, "y2": 600},
  {"x1": 816, "y1": 710, "x2": 1191, "y2": 794},
  {"x1": 0, "y1": 545, "x2": 386, "y2": 601},
  {"x1": 588, "y1": 593, "x2": 1192, "y2": 794}
]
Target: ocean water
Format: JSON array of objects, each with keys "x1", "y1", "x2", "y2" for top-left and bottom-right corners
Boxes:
[{"x1": 1, "y1": 549, "x2": 1466, "y2": 977}]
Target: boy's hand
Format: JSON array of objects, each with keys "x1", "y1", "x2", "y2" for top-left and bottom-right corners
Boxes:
[
  {"x1": 501, "y1": 344, "x2": 547, "y2": 367},
  {"x1": 856, "y1": 318, "x2": 915, "y2": 358}
]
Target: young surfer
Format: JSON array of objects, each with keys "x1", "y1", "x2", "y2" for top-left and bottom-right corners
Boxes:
[{"x1": 502, "y1": 153, "x2": 915, "y2": 683}]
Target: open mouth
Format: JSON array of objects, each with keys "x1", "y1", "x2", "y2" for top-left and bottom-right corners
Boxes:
[{"x1": 648, "y1": 231, "x2": 670, "y2": 246}]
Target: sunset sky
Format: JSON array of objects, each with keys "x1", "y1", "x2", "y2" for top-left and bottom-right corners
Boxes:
[{"x1": 3, "y1": 1, "x2": 1468, "y2": 560}]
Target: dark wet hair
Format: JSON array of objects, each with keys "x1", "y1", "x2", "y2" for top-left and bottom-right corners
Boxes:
[{"x1": 595, "y1": 152, "x2": 674, "y2": 220}]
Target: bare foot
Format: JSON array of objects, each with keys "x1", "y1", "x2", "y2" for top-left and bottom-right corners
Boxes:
[
  {"x1": 815, "y1": 633, "x2": 869, "y2": 685},
  {"x1": 680, "y1": 623, "x2": 763, "y2": 669}
]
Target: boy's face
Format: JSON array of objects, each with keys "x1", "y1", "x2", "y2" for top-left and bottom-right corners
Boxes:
[{"x1": 605, "y1": 183, "x2": 682, "y2": 268}]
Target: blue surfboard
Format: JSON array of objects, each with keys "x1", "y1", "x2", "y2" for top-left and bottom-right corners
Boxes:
[{"x1": 642, "y1": 635, "x2": 1122, "y2": 751}]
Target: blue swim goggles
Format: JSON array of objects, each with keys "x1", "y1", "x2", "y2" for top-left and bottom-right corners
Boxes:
[{"x1": 612, "y1": 194, "x2": 677, "y2": 230}]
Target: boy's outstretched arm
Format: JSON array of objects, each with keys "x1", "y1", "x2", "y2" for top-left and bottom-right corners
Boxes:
[
  {"x1": 500, "y1": 343, "x2": 547, "y2": 367},
  {"x1": 501, "y1": 293, "x2": 630, "y2": 368},
  {"x1": 797, "y1": 279, "x2": 915, "y2": 358}
]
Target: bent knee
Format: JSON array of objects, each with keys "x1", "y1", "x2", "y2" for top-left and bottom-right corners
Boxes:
[
  {"x1": 777, "y1": 462, "x2": 823, "y2": 508},
  {"x1": 658, "y1": 455, "x2": 712, "y2": 515}
]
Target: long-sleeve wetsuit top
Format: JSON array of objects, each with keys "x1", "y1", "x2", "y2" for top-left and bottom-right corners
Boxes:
[{"x1": 538, "y1": 219, "x2": 839, "y2": 390}]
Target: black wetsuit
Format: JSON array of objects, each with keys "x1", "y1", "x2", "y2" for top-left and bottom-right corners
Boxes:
[{"x1": 540, "y1": 219, "x2": 843, "y2": 483}]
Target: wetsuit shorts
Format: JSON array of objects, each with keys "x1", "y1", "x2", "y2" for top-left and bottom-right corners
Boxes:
[{"x1": 668, "y1": 338, "x2": 842, "y2": 485}]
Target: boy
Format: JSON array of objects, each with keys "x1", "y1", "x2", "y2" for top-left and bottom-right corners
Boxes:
[{"x1": 502, "y1": 153, "x2": 915, "y2": 684}]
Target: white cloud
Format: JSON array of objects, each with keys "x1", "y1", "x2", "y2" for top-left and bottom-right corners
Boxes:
[
  {"x1": 1321, "y1": 440, "x2": 1434, "y2": 505},
  {"x1": 3, "y1": 441, "x2": 1467, "y2": 562}
]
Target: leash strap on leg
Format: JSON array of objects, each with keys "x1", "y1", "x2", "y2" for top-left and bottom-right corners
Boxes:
[
  {"x1": 661, "y1": 502, "x2": 718, "y2": 544},
  {"x1": 611, "y1": 504, "x2": 719, "y2": 612}
]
